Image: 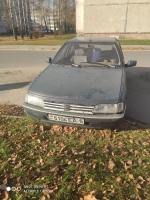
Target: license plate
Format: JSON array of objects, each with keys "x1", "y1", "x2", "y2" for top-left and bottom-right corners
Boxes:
[{"x1": 48, "y1": 114, "x2": 84, "y2": 125}]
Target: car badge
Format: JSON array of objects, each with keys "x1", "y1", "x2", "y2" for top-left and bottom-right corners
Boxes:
[{"x1": 64, "y1": 104, "x2": 70, "y2": 111}]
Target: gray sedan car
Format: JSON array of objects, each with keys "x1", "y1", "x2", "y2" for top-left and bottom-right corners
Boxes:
[{"x1": 23, "y1": 37, "x2": 137, "y2": 128}]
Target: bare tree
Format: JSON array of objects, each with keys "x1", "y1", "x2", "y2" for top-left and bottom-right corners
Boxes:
[
  {"x1": 8, "y1": 0, "x2": 17, "y2": 40},
  {"x1": 52, "y1": 0, "x2": 75, "y2": 33},
  {"x1": 25, "y1": 0, "x2": 32, "y2": 39},
  {"x1": 0, "y1": 0, "x2": 75, "y2": 39},
  {"x1": 0, "y1": 0, "x2": 12, "y2": 33},
  {"x1": 22, "y1": 0, "x2": 28, "y2": 36},
  {"x1": 17, "y1": 0, "x2": 24, "y2": 39}
]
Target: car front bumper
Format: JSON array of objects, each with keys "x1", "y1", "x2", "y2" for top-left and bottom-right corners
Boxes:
[{"x1": 23, "y1": 103, "x2": 125, "y2": 128}]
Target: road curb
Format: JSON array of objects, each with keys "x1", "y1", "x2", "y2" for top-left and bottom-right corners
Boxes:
[
  {"x1": 1, "y1": 45, "x2": 150, "y2": 51},
  {"x1": 0, "y1": 45, "x2": 61, "y2": 51},
  {"x1": 122, "y1": 45, "x2": 150, "y2": 50}
]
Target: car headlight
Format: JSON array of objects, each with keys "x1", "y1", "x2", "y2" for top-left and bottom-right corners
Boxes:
[
  {"x1": 25, "y1": 94, "x2": 44, "y2": 107},
  {"x1": 93, "y1": 103, "x2": 124, "y2": 114}
]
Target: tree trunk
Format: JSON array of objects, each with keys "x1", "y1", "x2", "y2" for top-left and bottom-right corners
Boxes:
[
  {"x1": 18, "y1": 0, "x2": 24, "y2": 39},
  {"x1": 25, "y1": 0, "x2": 32, "y2": 39},
  {"x1": 22, "y1": 0, "x2": 28, "y2": 36},
  {"x1": 8, "y1": 0, "x2": 17, "y2": 40}
]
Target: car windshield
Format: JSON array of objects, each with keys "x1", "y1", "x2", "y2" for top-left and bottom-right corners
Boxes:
[{"x1": 52, "y1": 42, "x2": 121, "y2": 67}]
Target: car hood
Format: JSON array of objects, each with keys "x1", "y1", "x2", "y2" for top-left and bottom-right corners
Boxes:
[{"x1": 28, "y1": 64, "x2": 123, "y2": 105}]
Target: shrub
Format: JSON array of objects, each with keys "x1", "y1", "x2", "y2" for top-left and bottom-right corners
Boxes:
[{"x1": 32, "y1": 30, "x2": 44, "y2": 39}]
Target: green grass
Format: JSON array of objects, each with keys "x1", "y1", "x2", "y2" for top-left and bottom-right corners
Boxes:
[
  {"x1": 0, "y1": 34, "x2": 76, "y2": 46},
  {"x1": 119, "y1": 39, "x2": 150, "y2": 45},
  {"x1": 0, "y1": 116, "x2": 150, "y2": 199},
  {"x1": 0, "y1": 34, "x2": 150, "y2": 45}
]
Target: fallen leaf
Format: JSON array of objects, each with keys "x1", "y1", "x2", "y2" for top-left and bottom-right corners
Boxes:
[
  {"x1": 2, "y1": 190, "x2": 9, "y2": 200},
  {"x1": 64, "y1": 126, "x2": 69, "y2": 133},
  {"x1": 68, "y1": 127, "x2": 75, "y2": 134},
  {"x1": 138, "y1": 176, "x2": 144, "y2": 181},
  {"x1": 79, "y1": 150, "x2": 85, "y2": 155},
  {"x1": 52, "y1": 125, "x2": 62, "y2": 132},
  {"x1": 59, "y1": 145, "x2": 66, "y2": 154},
  {"x1": 0, "y1": 104, "x2": 24, "y2": 116},
  {"x1": 134, "y1": 150, "x2": 139, "y2": 156},
  {"x1": 14, "y1": 161, "x2": 22, "y2": 169},
  {"x1": 37, "y1": 139, "x2": 41, "y2": 143},
  {"x1": 41, "y1": 196, "x2": 46, "y2": 200},
  {"x1": 116, "y1": 177, "x2": 121, "y2": 183},
  {"x1": 39, "y1": 158, "x2": 44, "y2": 166},
  {"x1": 77, "y1": 176, "x2": 81, "y2": 184},
  {"x1": 112, "y1": 152, "x2": 115, "y2": 156},
  {"x1": 138, "y1": 158, "x2": 142, "y2": 165},
  {"x1": 136, "y1": 184, "x2": 141, "y2": 189},
  {"x1": 89, "y1": 178, "x2": 93, "y2": 183},
  {"x1": 146, "y1": 178, "x2": 150, "y2": 184},
  {"x1": 118, "y1": 141, "x2": 124, "y2": 148},
  {"x1": 99, "y1": 130, "x2": 105, "y2": 137},
  {"x1": 40, "y1": 125, "x2": 44, "y2": 132},
  {"x1": 84, "y1": 191, "x2": 97, "y2": 200},
  {"x1": 147, "y1": 138, "x2": 150, "y2": 143},
  {"x1": 129, "y1": 139, "x2": 133, "y2": 144},
  {"x1": 129, "y1": 174, "x2": 134, "y2": 180},
  {"x1": 108, "y1": 159, "x2": 115, "y2": 170},
  {"x1": 127, "y1": 160, "x2": 132, "y2": 165},
  {"x1": 49, "y1": 165, "x2": 59, "y2": 172},
  {"x1": 120, "y1": 160, "x2": 124, "y2": 165},
  {"x1": 92, "y1": 163, "x2": 96, "y2": 169},
  {"x1": 3, "y1": 178, "x2": 7, "y2": 185},
  {"x1": 68, "y1": 160, "x2": 72, "y2": 165}
]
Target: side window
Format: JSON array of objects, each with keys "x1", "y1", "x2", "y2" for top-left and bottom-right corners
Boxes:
[
  {"x1": 53, "y1": 43, "x2": 77, "y2": 65},
  {"x1": 111, "y1": 44, "x2": 120, "y2": 64},
  {"x1": 53, "y1": 44, "x2": 69, "y2": 63},
  {"x1": 67, "y1": 43, "x2": 76, "y2": 58},
  {"x1": 117, "y1": 41, "x2": 124, "y2": 62}
]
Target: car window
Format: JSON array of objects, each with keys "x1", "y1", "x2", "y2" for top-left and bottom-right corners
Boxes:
[
  {"x1": 52, "y1": 42, "x2": 121, "y2": 66},
  {"x1": 53, "y1": 44, "x2": 69, "y2": 62}
]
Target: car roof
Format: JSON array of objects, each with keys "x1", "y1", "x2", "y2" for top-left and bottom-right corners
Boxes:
[{"x1": 66, "y1": 37, "x2": 118, "y2": 43}]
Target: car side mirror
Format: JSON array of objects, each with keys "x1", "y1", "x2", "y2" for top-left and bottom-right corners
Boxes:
[
  {"x1": 125, "y1": 60, "x2": 137, "y2": 67},
  {"x1": 46, "y1": 57, "x2": 52, "y2": 63}
]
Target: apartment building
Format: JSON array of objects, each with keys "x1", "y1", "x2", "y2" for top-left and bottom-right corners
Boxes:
[{"x1": 76, "y1": 0, "x2": 150, "y2": 39}]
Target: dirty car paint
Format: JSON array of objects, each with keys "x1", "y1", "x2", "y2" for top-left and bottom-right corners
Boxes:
[{"x1": 29, "y1": 64, "x2": 123, "y2": 104}]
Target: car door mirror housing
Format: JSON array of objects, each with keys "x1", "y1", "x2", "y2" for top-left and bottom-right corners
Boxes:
[
  {"x1": 46, "y1": 57, "x2": 52, "y2": 63},
  {"x1": 125, "y1": 60, "x2": 137, "y2": 67}
]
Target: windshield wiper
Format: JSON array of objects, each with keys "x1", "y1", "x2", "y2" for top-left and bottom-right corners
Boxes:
[
  {"x1": 53, "y1": 62, "x2": 71, "y2": 66},
  {"x1": 90, "y1": 62, "x2": 116, "y2": 68},
  {"x1": 71, "y1": 63, "x2": 82, "y2": 68}
]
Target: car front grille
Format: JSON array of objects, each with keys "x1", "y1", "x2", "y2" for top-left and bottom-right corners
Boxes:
[{"x1": 43, "y1": 100, "x2": 94, "y2": 114}]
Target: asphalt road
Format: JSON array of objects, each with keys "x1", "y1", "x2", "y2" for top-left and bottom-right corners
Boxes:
[
  {"x1": 0, "y1": 50, "x2": 150, "y2": 125},
  {"x1": 0, "y1": 50, "x2": 57, "y2": 69}
]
